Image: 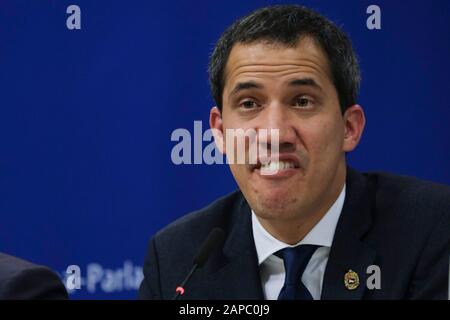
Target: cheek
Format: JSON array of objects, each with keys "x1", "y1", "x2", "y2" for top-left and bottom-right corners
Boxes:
[
  {"x1": 223, "y1": 115, "x2": 254, "y2": 131},
  {"x1": 229, "y1": 164, "x2": 251, "y2": 193},
  {"x1": 222, "y1": 117, "x2": 258, "y2": 156},
  {"x1": 302, "y1": 118, "x2": 344, "y2": 157}
]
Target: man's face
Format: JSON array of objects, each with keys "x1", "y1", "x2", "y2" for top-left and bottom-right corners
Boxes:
[{"x1": 211, "y1": 37, "x2": 363, "y2": 224}]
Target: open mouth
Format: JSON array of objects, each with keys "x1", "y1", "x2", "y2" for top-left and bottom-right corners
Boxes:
[{"x1": 250, "y1": 155, "x2": 301, "y2": 175}]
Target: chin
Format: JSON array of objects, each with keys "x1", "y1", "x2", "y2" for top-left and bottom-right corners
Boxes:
[{"x1": 251, "y1": 192, "x2": 301, "y2": 220}]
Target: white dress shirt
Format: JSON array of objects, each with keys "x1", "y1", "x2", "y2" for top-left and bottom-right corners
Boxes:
[{"x1": 251, "y1": 184, "x2": 346, "y2": 300}]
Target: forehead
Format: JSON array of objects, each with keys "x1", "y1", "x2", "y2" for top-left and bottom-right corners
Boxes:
[{"x1": 223, "y1": 37, "x2": 333, "y2": 90}]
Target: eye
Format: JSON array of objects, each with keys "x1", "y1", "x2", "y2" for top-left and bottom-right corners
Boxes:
[
  {"x1": 240, "y1": 99, "x2": 259, "y2": 109},
  {"x1": 294, "y1": 95, "x2": 314, "y2": 108}
]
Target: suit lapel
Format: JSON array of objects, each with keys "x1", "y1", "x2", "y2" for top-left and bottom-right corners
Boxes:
[
  {"x1": 321, "y1": 167, "x2": 377, "y2": 300},
  {"x1": 196, "y1": 195, "x2": 264, "y2": 299}
]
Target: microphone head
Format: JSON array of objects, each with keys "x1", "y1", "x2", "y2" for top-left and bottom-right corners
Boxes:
[{"x1": 193, "y1": 227, "x2": 225, "y2": 267}]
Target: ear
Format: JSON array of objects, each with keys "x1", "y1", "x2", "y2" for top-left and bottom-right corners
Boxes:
[
  {"x1": 342, "y1": 104, "x2": 366, "y2": 152},
  {"x1": 210, "y1": 106, "x2": 226, "y2": 154}
]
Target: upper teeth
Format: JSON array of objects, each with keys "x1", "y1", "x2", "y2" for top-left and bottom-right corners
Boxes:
[{"x1": 260, "y1": 161, "x2": 295, "y2": 171}]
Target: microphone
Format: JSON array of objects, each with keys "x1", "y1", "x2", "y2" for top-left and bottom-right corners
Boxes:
[{"x1": 172, "y1": 227, "x2": 225, "y2": 300}]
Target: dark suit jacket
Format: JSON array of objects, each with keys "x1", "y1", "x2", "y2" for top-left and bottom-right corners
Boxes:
[
  {"x1": 139, "y1": 167, "x2": 450, "y2": 299},
  {"x1": 0, "y1": 253, "x2": 68, "y2": 299}
]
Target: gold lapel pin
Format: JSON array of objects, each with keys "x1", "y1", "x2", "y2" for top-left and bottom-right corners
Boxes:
[{"x1": 344, "y1": 269, "x2": 360, "y2": 290}]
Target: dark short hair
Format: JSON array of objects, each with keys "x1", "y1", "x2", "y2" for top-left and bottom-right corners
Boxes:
[{"x1": 208, "y1": 5, "x2": 360, "y2": 113}]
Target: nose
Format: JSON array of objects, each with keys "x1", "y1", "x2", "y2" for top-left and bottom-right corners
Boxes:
[{"x1": 257, "y1": 102, "x2": 298, "y2": 152}]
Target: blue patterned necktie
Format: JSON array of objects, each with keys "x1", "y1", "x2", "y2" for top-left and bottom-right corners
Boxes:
[{"x1": 276, "y1": 245, "x2": 320, "y2": 300}]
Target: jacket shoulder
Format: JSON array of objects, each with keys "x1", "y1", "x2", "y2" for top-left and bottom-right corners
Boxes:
[
  {"x1": 0, "y1": 253, "x2": 44, "y2": 283},
  {"x1": 154, "y1": 190, "x2": 243, "y2": 245},
  {"x1": 362, "y1": 170, "x2": 450, "y2": 235},
  {"x1": 0, "y1": 253, "x2": 68, "y2": 299},
  {"x1": 367, "y1": 170, "x2": 450, "y2": 209}
]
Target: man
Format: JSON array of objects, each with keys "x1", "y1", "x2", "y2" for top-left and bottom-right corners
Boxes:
[
  {"x1": 139, "y1": 5, "x2": 450, "y2": 299},
  {"x1": 0, "y1": 252, "x2": 68, "y2": 299}
]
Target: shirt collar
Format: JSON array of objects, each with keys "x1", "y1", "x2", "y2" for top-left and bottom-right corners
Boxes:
[{"x1": 252, "y1": 184, "x2": 346, "y2": 265}]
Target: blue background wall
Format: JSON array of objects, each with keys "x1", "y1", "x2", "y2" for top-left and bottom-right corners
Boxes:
[{"x1": 0, "y1": 0, "x2": 449, "y2": 299}]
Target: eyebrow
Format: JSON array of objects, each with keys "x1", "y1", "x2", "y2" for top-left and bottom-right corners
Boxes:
[
  {"x1": 229, "y1": 77, "x2": 323, "y2": 97},
  {"x1": 288, "y1": 78, "x2": 323, "y2": 92},
  {"x1": 230, "y1": 81, "x2": 264, "y2": 96}
]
